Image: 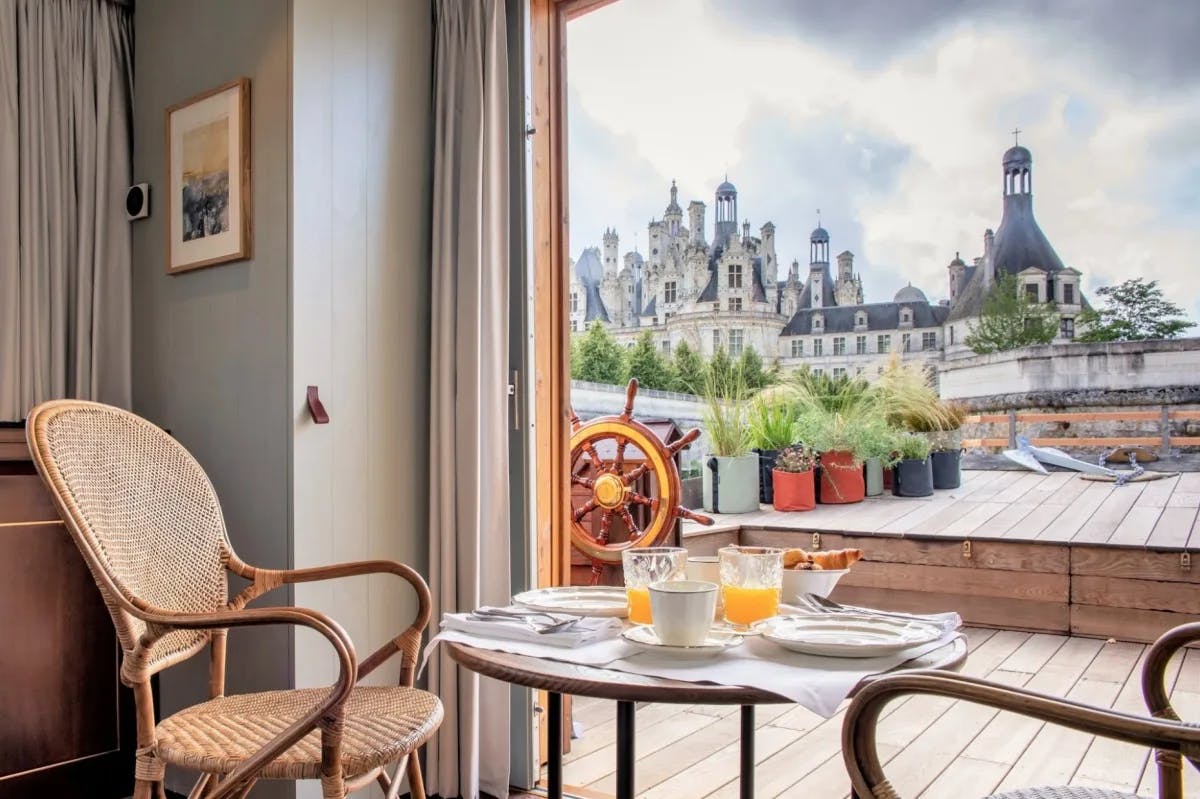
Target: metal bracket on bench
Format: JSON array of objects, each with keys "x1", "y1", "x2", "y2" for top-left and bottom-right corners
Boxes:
[
  {"x1": 962, "y1": 540, "x2": 973, "y2": 560},
  {"x1": 1182, "y1": 552, "x2": 1191, "y2": 571},
  {"x1": 811, "y1": 533, "x2": 821, "y2": 550}
]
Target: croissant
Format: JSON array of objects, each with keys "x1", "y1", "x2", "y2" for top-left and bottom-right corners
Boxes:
[
  {"x1": 782, "y1": 548, "x2": 814, "y2": 569},
  {"x1": 809, "y1": 548, "x2": 864, "y2": 570}
]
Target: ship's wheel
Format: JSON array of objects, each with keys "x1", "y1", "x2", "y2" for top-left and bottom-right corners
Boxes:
[{"x1": 569, "y1": 379, "x2": 713, "y2": 584}]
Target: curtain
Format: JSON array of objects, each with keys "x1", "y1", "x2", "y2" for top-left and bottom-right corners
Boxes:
[
  {"x1": 426, "y1": 1, "x2": 512, "y2": 798},
  {"x1": 0, "y1": 0, "x2": 133, "y2": 422}
]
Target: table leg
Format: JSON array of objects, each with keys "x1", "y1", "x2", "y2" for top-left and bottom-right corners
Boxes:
[
  {"x1": 547, "y1": 691, "x2": 563, "y2": 799},
  {"x1": 740, "y1": 705, "x2": 755, "y2": 799},
  {"x1": 616, "y1": 700, "x2": 636, "y2": 799}
]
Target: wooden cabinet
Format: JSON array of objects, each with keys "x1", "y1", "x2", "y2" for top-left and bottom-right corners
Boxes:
[{"x1": 0, "y1": 428, "x2": 135, "y2": 798}]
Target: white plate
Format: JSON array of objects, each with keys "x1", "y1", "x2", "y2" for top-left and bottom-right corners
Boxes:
[
  {"x1": 756, "y1": 614, "x2": 942, "y2": 658},
  {"x1": 622, "y1": 625, "x2": 743, "y2": 658},
  {"x1": 512, "y1": 586, "x2": 629, "y2": 617}
]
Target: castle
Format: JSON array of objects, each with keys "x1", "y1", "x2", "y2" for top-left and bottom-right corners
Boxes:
[{"x1": 569, "y1": 142, "x2": 1084, "y2": 379}]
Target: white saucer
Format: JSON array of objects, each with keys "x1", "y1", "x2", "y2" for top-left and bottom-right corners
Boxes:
[
  {"x1": 622, "y1": 625, "x2": 744, "y2": 658},
  {"x1": 756, "y1": 614, "x2": 942, "y2": 658}
]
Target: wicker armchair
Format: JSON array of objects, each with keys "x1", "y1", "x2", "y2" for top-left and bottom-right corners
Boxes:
[
  {"x1": 25, "y1": 400, "x2": 443, "y2": 799},
  {"x1": 842, "y1": 623, "x2": 1200, "y2": 799}
]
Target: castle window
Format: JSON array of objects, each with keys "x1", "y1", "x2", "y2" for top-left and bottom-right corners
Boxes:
[
  {"x1": 901, "y1": 310, "x2": 910, "y2": 324},
  {"x1": 662, "y1": 339, "x2": 672, "y2": 354},
  {"x1": 728, "y1": 262, "x2": 743, "y2": 288},
  {"x1": 1061, "y1": 317, "x2": 1075, "y2": 339},
  {"x1": 570, "y1": 292, "x2": 578, "y2": 313},
  {"x1": 729, "y1": 297, "x2": 742, "y2": 312},
  {"x1": 713, "y1": 329, "x2": 721, "y2": 351},
  {"x1": 877, "y1": 334, "x2": 891, "y2": 353},
  {"x1": 729, "y1": 329, "x2": 744, "y2": 356},
  {"x1": 833, "y1": 337, "x2": 846, "y2": 356},
  {"x1": 856, "y1": 335, "x2": 867, "y2": 355},
  {"x1": 571, "y1": 320, "x2": 577, "y2": 332},
  {"x1": 902, "y1": 333, "x2": 912, "y2": 352},
  {"x1": 664, "y1": 281, "x2": 677, "y2": 304},
  {"x1": 791, "y1": 339, "x2": 802, "y2": 357},
  {"x1": 855, "y1": 312, "x2": 867, "y2": 328},
  {"x1": 1063, "y1": 283, "x2": 1075, "y2": 305},
  {"x1": 713, "y1": 302, "x2": 720, "y2": 312},
  {"x1": 812, "y1": 314, "x2": 823, "y2": 331},
  {"x1": 1025, "y1": 282, "x2": 1039, "y2": 302},
  {"x1": 813, "y1": 367, "x2": 824, "y2": 377},
  {"x1": 813, "y1": 338, "x2": 824, "y2": 356},
  {"x1": 833, "y1": 367, "x2": 847, "y2": 379},
  {"x1": 922, "y1": 332, "x2": 937, "y2": 350},
  {"x1": 950, "y1": 326, "x2": 955, "y2": 345}
]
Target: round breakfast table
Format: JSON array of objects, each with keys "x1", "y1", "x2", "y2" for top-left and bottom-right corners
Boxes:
[{"x1": 445, "y1": 633, "x2": 967, "y2": 799}]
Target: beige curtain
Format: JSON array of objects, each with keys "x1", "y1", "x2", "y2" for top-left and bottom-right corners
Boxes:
[
  {"x1": 426, "y1": 0, "x2": 513, "y2": 797},
  {"x1": 0, "y1": 0, "x2": 133, "y2": 422}
]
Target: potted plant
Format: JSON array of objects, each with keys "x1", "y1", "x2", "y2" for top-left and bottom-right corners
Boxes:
[
  {"x1": 701, "y1": 370, "x2": 759, "y2": 513},
  {"x1": 747, "y1": 392, "x2": 799, "y2": 504},
  {"x1": 892, "y1": 432, "x2": 934, "y2": 497},
  {"x1": 858, "y1": 423, "x2": 900, "y2": 497},
  {"x1": 929, "y1": 401, "x2": 968, "y2": 489},
  {"x1": 771, "y1": 443, "x2": 817, "y2": 511}
]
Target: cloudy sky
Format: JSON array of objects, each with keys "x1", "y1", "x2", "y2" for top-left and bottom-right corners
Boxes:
[{"x1": 566, "y1": 0, "x2": 1200, "y2": 318}]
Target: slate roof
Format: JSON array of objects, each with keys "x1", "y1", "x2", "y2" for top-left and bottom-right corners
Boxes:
[
  {"x1": 697, "y1": 250, "x2": 768, "y2": 304},
  {"x1": 641, "y1": 296, "x2": 656, "y2": 317},
  {"x1": 583, "y1": 282, "x2": 609, "y2": 323},
  {"x1": 794, "y1": 262, "x2": 837, "y2": 308},
  {"x1": 782, "y1": 300, "x2": 949, "y2": 336}
]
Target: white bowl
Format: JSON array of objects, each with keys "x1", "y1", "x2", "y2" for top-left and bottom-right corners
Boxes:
[{"x1": 781, "y1": 567, "x2": 849, "y2": 601}]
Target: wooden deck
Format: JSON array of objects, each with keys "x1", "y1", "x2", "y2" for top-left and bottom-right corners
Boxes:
[
  {"x1": 553, "y1": 628, "x2": 1200, "y2": 798},
  {"x1": 683, "y1": 470, "x2": 1200, "y2": 549}
]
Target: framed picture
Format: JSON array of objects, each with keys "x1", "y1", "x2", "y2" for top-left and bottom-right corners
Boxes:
[{"x1": 165, "y1": 77, "x2": 251, "y2": 274}]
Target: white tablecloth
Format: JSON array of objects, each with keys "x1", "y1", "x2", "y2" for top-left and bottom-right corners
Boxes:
[{"x1": 424, "y1": 613, "x2": 960, "y2": 718}]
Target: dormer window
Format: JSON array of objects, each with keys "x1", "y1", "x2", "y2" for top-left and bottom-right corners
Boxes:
[
  {"x1": 728, "y1": 262, "x2": 743, "y2": 289},
  {"x1": 1063, "y1": 283, "x2": 1075, "y2": 305},
  {"x1": 812, "y1": 313, "x2": 823, "y2": 331},
  {"x1": 855, "y1": 311, "x2": 867, "y2": 328}
]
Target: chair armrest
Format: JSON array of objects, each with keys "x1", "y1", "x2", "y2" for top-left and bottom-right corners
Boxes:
[
  {"x1": 136, "y1": 605, "x2": 358, "y2": 799},
  {"x1": 843, "y1": 669, "x2": 1200, "y2": 799},
  {"x1": 230, "y1": 557, "x2": 432, "y2": 685},
  {"x1": 1143, "y1": 622, "x2": 1200, "y2": 722}
]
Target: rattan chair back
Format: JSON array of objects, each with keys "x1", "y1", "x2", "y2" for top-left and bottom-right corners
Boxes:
[{"x1": 27, "y1": 400, "x2": 230, "y2": 675}]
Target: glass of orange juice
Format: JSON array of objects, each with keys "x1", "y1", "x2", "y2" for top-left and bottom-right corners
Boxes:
[
  {"x1": 621, "y1": 547, "x2": 687, "y2": 625},
  {"x1": 718, "y1": 546, "x2": 784, "y2": 631}
]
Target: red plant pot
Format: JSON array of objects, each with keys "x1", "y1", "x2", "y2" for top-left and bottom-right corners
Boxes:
[
  {"x1": 818, "y1": 450, "x2": 866, "y2": 504},
  {"x1": 772, "y1": 468, "x2": 816, "y2": 511},
  {"x1": 882, "y1": 465, "x2": 894, "y2": 490}
]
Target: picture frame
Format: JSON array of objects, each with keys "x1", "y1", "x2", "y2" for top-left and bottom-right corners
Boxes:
[{"x1": 165, "y1": 77, "x2": 251, "y2": 274}]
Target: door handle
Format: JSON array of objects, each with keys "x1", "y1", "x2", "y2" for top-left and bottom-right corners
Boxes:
[{"x1": 306, "y1": 385, "x2": 330, "y2": 424}]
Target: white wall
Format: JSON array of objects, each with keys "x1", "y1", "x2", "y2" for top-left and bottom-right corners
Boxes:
[
  {"x1": 291, "y1": 5, "x2": 432, "y2": 799},
  {"x1": 939, "y1": 339, "x2": 1200, "y2": 400}
]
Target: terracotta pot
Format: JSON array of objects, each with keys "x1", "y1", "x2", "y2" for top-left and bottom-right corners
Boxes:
[
  {"x1": 882, "y1": 465, "x2": 894, "y2": 490},
  {"x1": 817, "y1": 450, "x2": 865, "y2": 504},
  {"x1": 772, "y1": 468, "x2": 815, "y2": 511}
]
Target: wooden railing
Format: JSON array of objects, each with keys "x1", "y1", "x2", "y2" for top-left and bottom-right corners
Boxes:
[{"x1": 961, "y1": 408, "x2": 1200, "y2": 453}]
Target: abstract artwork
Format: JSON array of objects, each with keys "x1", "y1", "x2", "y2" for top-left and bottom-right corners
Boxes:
[{"x1": 166, "y1": 78, "x2": 251, "y2": 274}]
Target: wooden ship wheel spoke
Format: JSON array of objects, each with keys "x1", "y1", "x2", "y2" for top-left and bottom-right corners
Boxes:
[{"x1": 569, "y1": 379, "x2": 713, "y2": 585}]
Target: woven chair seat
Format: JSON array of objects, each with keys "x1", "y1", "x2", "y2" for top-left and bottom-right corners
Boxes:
[
  {"x1": 156, "y1": 686, "x2": 443, "y2": 780},
  {"x1": 985, "y1": 788, "x2": 1141, "y2": 799}
]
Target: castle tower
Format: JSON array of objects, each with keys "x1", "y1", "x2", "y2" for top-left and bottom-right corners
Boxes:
[
  {"x1": 602, "y1": 228, "x2": 619, "y2": 279},
  {"x1": 808, "y1": 223, "x2": 829, "y2": 309},
  {"x1": 990, "y1": 142, "x2": 1064, "y2": 283},
  {"x1": 664, "y1": 180, "x2": 683, "y2": 238},
  {"x1": 714, "y1": 177, "x2": 738, "y2": 246},
  {"x1": 947, "y1": 251, "x2": 966, "y2": 300},
  {"x1": 833, "y1": 250, "x2": 860, "y2": 306},
  {"x1": 687, "y1": 201, "x2": 706, "y2": 246},
  {"x1": 760, "y1": 221, "x2": 777, "y2": 294}
]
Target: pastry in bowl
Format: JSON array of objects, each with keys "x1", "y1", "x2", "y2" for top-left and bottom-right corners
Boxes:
[{"x1": 780, "y1": 547, "x2": 863, "y2": 599}]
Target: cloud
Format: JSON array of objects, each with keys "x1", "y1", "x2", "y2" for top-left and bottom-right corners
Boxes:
[
  {"x1": 706, "y1": 0, "x2": 1200, "y2": 86},
  {"x1": 566, "y1": 0, "x2": 1200, "y2": 317}
]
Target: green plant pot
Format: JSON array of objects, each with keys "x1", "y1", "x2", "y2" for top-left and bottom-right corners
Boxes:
[
  {"x1": 702, "y1": 453, "x2": 760, "y2": 514},
  {"x1": 863, "y1": 457, "x2": 884, "y2": 497}
]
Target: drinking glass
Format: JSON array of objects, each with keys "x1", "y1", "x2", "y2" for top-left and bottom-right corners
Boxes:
[
  {"x1": 621, "y1": 547, "x2": 687, "y2": 624},
  {"x1": 718, "y1": 545, "x2": 784, "y2": 630}
]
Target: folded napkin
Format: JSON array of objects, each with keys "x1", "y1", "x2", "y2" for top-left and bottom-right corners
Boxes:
[
  {"x1": 786, "y1": 595, "x2": 962, "y2": 634},
  {"x1": 440, "y1": 610, "x2": 623, "y2": 648}
]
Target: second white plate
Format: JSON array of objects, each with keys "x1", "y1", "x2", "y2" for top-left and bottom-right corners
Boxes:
[
  {"x1": 756, "y1": 614, "x2": 942, "y2": 658},
  {"x1": 512, "y1": 586, "x2": 629, "y2": 617}
]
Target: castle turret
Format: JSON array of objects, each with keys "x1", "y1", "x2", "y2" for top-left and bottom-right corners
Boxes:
[
  {"x1": 602, "y1": 228, "x2": 619, "y2": 279},
  {"x1": 947, "y1": 251, "x2": 967, "y2": 300},
  {"x1": 664, "y1": 180, "x2": 682, "y2": 238},
  {"x1": 990, "y1": 144, "x2": 1064, "y2": 282},
  {"x1": 687, "y1": 201, "x2": 706, "y2": 247},
  {"x1": 809, "y1": 224, "x2": 829, "y2": 309},
  {"x1": 714, "y1": 177, "x2": 738, "y2": 246}
]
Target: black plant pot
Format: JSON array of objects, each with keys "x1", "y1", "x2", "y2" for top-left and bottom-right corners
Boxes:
[
  {"x1": 892, "y1": 458, "x2": 934, "y2": 497},
  {"x1": 755, "y1": 449, "x2": 779, "y2": 504},
  {"x1": 931, "y1": 450, "x2": 962, "y2": 489}
]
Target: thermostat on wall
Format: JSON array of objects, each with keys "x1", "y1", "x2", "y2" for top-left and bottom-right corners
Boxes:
[{"x1": 126, "y1": 183, "x2": 149, "y2": 221}]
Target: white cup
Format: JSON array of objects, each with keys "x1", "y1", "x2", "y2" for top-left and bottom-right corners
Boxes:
[{"x1": 648, "y1": 580, "x2": 718, "y2": 646}]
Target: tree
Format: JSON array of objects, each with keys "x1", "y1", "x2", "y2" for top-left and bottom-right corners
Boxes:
[
  {"x1": 671, "y1": 341, "x2": 706, "y2": 395},
  {"x1": 1076, "y1": 278, "x2": 1195, "y2": 342},
  {"x1": 736, "y1": 346, "x2": 771, "y2": 391},
  {"x1": 624, "y1": 331, "x2": 673, "y2": 391},
  {"x1": 964, "y1": 273, "x2": 1059, "y2": 354},
  {"x1": 574, "y1": 321, "x2": 626, "y2": 385},
  {"x1": 707, "y1": 346, "x2": 735, "y2": 395}
]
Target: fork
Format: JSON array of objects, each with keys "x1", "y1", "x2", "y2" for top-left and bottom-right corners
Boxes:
[
  {"x1": 793, "y1": 593, "x2": 933, "y2": 625},
  {"x1": 469, "y1": 607, "x2": 579, "y2": 633}
]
